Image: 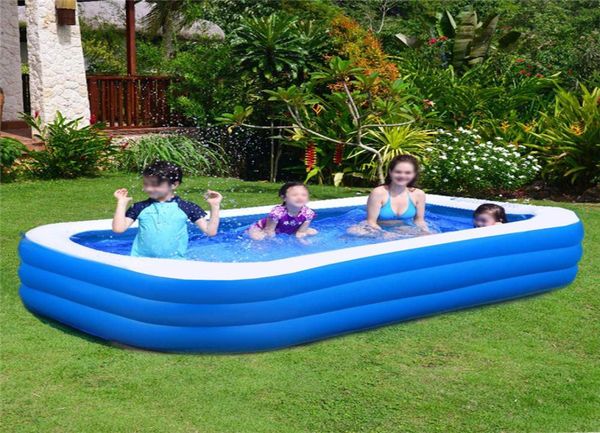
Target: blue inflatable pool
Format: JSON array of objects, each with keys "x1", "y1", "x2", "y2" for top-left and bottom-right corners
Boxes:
[{"x1": 18, "y1": 195, "x2": 583, "y2": 353}]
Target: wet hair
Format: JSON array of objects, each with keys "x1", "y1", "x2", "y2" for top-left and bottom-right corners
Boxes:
[
  {"x1": 474, "y1": 203, "x2": 508, "y2": 223},
  {"x1": 278, "y1": 181, "x2": 309, "y2": 204},
  {"x1": 384, "y1": 154, "x2": 420, "y2": 187},
  {"x1": 142, "y1": 160, "x2": 183, "y2": 185}
]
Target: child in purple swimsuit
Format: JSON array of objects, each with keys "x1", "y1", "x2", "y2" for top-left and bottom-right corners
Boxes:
[{"x1": 249, "y1": 182, "x2": 318, "y2": 240}]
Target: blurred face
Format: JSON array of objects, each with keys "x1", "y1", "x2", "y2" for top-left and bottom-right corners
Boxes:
[
  {"x1": 143, "y1": 176, "x2": 178, "y2": 200},
  {"x1": 474, "y1": 212, "x2": 498, "y2": 227},
  {"x1": 282, "y1": 185, "x2": 309, "y2": 208},
  {"x1": 388, "y1": 161, "x2": 416, "y2": 187}
]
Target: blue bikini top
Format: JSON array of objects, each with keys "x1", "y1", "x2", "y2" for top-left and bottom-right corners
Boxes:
[{"x1": 378, "y1": 189, "x2": 417, "y2": 221}]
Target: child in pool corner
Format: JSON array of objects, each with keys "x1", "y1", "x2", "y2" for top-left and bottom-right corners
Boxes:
[
  {"x1": 473, "y1": 203, "x2": 507, "y2": 227},
  {"x1": 112, "y1": 160, "x2": 223, "y2": 258},
  {"x1": 249, "y1": 182, "x2": 318, "y2": 241}
]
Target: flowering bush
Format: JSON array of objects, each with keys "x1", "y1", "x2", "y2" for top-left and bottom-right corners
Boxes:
[{"x1": 422, "y1": 128, "x2": 541, "y2": 195}]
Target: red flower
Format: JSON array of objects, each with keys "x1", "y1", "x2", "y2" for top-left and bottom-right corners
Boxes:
[
  {"x1": 438, "y1": 35, "x2": 448, "y2": 42},
  {"x1": 422, "y1": 99, "x2": 435, "y2": 110},
  {"x1": 305, "y1": 142, "x2": 317, "y2": 172},
  {"x1": 427, "y1": 37, "x2": 437, "y2": 46},
  {"x1": 515, "y1": 58, "x2": 525, "y2": 63},
  {"x1": 90, "y1": 114, "x2": 97, "y2": 125},
  {"x1": 535, "y1": 73, "x2": 544, "y2": 78},
  {"x1": 518, "y1": 69, "x2": 528, "y2": 75},
  {"x1": 333, "y1": 143, "x2": 344, "y2": 165},
  {"x1": 34, "y1": 110, "x2": 40, "y2": 118}
]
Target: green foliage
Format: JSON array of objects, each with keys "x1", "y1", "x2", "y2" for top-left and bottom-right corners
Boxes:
[
  {"x1": 23, "y1": 113, "x2": 113, "y2": 179},
  {"x1": 526, "y1": 85, "x2": 600, "y2": 188},
  {"x1": 422, "y1": 128, "x2": 541, "y2": 195},
  {"x1": 0, "y1": 137, "x2": 27, "y2": 180},
  {"x1": 231, "y1": 13, "x2": 328, "y2": 86},
  {"x1": 116, "y1": 134, "x2": 229, "y2": 177},
  {"x1": 169, "y1": 40, "x2": 246, "y2": 125},
  {"x1": 395, "y1": 8, "x2": 520, "y2": 72}
]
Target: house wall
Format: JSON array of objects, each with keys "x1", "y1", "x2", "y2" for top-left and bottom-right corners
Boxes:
[
  {"x1": 25, "y1": 0, "x2": 90, "y2": 125},
  {"x1": 0, "y1": 0, "x2": 24, "y2": 122}
]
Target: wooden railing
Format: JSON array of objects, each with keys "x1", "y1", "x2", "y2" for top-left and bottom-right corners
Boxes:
[{"x1": 87, "y1": 75, "x2": 173, "y2": 129}]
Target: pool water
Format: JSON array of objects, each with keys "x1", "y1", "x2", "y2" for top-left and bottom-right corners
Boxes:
[{"x1": 70, "y1": 205, "x2": 531, "y2": 263}]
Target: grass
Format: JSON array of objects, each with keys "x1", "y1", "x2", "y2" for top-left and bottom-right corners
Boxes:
[{"x1": 1, "y1": 173, "x2": 599, "y2": 433}]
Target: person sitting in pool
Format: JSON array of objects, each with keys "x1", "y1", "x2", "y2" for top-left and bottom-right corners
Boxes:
[
  {"x1": 348, "y1": 154, "x2": 428, "y2": 237},
  {"x1": 473, "y1": 203, "x2": 507, "y2": 227},
  {"x1": 249, "y1": 182, "x2": 317, "y2": 241},
  {"x1": 111, "y1": 160, "x2": 223, "y2": 258}
]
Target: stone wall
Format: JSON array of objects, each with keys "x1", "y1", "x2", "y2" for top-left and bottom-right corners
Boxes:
[
  {"x1": 25, "y1": 0, "x2": 90, "y2": 125},
  {"x1": 0, "y1": 0, "x2": 25, "y2": 122}
]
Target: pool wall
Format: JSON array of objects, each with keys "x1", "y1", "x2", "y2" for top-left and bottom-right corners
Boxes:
[{"x1": 18, "y1": 196, "x2": 583, "y2": 353}]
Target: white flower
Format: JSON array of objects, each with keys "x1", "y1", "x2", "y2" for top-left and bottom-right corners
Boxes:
[
  {"x1": 440, "y1": 154, "x2": 447, "y2": 160},
  {"x1": 495, "y1": 137, "x2": 502, "y2": 140},
  {"x1": 452, "y1": 138, "x2": 459, "y2": 142},
  {"x1": 443, "y1": 178, "x2": 449, "y2": 182}
]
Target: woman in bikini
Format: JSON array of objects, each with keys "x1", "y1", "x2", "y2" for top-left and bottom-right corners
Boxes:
[{"x1": 348, "y1": 154, "x2": 428, "y2": 237}]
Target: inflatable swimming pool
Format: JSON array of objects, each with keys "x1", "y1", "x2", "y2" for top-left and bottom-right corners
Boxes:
[{"x1": 18, "y1": 195, "x2": 583, "y2": 353}]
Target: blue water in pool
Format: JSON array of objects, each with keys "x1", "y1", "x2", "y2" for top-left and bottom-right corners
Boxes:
[{"x1": 71, "y1": 205, "x2": 531, "y2": 263}]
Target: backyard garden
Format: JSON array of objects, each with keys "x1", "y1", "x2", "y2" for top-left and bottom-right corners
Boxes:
[{"x1": 1, "y1": 0, "x2": 599, "y2": 432}]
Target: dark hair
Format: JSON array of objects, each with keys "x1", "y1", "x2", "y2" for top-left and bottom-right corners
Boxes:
[
  {"x1": 142, "y1": 160, "x2": 183, "y2": 185},
  {"x1": 384, "y1": 154, "x2": 420, "y2": 187},
  {"x1": 474, "y1": 203, "x2": 508, "y2": 223},
  {"x1": 278, "y1": 181, "x2": 308, "y2": 203}
]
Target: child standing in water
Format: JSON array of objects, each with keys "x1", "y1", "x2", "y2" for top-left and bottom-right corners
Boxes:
[
  {"x1": 112, "y1": 160, "x2": 223, "y2": 258},
  {"x1": 473, "y1": 203, "x2": 507, "y2": 227},
  {"x1": 249, "y1": 182, "x2": 317, "y2": 240}
]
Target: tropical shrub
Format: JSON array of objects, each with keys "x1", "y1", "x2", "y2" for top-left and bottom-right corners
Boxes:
[
  {"x1": 24, "y1": 112, "x2": 113, "y2": 179},
  {"x1": 0, "y1": 137, "x2": 27, "y2": 179},
  {"x1": 117, "y1": 134, "x2": 229, "y2": 177},
  {"x1": 395, "y1": 8, "x2": 521, "y2": 72},
  {"x1": 329, "y1": 14, "x2": 399, "y2": 93},
  {"x1": 169, "y1": 40, "x2": 246, "y2": 125},
  {"x1": 422, "y1": 128, "x2": 541, "y2": 195},
  {"x1": 526, "y1": 85, "x2": 600, "y2": 188}
]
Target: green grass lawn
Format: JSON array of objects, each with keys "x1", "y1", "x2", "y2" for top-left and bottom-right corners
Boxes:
[{"x1": 1, "y1": 173, "x2": 599, "y2": 433}]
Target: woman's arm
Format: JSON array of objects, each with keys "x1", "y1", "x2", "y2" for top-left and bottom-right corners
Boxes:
[
  {"x1": 112, "y1": 188, "x2": 134, "y2": 233},
  {"x1": 412, "y1": 189, "x2": 429, "y2": 231},
  {"x1": 366, "y1": 188, "x2": 384, "y2": 230}
]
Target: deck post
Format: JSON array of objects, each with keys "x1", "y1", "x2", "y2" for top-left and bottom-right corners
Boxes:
[{"x1": 125, "y1": 0, "x2": 137, "y2": 76}]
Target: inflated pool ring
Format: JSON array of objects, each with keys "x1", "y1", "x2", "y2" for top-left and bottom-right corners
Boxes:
[{"x1": 18, "y1": 195, "x2": 583, "y2": 353}]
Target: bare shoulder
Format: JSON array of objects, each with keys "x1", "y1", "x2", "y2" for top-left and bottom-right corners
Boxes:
[
  {"x1": 370, "y1": 185, "x2": 388, "y2": 197},
  {"x1": 409, "y1": 188, "x2": 426, "y2": 201}
]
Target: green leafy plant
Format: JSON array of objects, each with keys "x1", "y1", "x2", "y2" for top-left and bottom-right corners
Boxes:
[
  {"x1": 526, "y1": 85, "x2": 600, "y2": 188},
  {"x1": 0, "y1": 137, "x2": 27, "y2": 180},
  {"x1": 117, "y1": 134, "x2": 229, "y2": 177},
  {"x1": 23, "y1": 112, "x2": 113, "y2": 179},
  {"x1": 396, "y1": 8, "x2": 520, "y2": 72},
  {"x1": 422, "y1": 128, "x2": 541, "y2": 195}
]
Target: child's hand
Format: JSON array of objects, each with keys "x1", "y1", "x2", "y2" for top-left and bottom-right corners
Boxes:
[
  {"x1": 114, "y1": 188, "x2": 132, "y2": 204},
  {"x1": 204, "y1": 190, "x2": 223, "y2": 207}
]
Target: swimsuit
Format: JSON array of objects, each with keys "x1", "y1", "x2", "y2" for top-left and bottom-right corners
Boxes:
[
  {"x1": 253, "y1": 204, "x2": 316, "y2": 235},
  {"x1": 125, "y1": 196, "x2": 206, "y2": 258},
  {"x1": 378, "y1": 190, "x2": 417, "y2": 221}
]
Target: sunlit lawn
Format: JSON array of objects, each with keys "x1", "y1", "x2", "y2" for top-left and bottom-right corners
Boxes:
[{"x1": 1, "y1": 173, "x2": 598, "y2": 433}]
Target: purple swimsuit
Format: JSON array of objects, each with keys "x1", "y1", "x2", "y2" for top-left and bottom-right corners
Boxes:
[{"x1": 253, "y1": 204, "x2": 316, "y2": 235}]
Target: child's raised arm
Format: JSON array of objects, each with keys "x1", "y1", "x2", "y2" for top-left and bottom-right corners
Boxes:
[
  {"x1": 112, "y1": 188, "x2": 134, "y2": 233},
  {"x1": 195, "y1": 190, "x2": 222, "y2": 236}
]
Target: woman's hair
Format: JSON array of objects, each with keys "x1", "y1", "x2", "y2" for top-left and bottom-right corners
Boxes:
[
  {"x1": 279, "y1": 181, "x2": 308, "y2": 204},
  {"x1": 474, "y1": 203, "x2": 508, "y2": 223},
  {"x1": 384, "y1": 154, "x2": 420, "y2": 187},
  {"x1": 142, "y1": 160, "x2": 183, "y2": 185}
]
